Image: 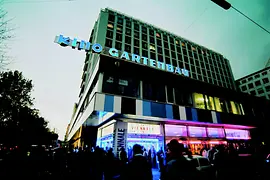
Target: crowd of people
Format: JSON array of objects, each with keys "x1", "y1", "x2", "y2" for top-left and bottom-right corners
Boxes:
[{"x1": 0, "y1": 140, "x2": 270, "y2": 179}]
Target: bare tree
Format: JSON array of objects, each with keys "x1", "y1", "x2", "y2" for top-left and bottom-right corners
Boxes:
[{"x1": 0, "y1": 1, "x2": 13, "y2": 70}]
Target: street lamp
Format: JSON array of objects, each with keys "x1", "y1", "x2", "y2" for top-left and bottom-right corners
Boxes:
[{"x1": 211, "y1": 0, "x2": 270, "y2": 35}]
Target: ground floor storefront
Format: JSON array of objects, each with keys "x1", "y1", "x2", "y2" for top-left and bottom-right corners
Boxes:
[{"x1": 96, "y1": 118, "x2": 253, "y2": 157}]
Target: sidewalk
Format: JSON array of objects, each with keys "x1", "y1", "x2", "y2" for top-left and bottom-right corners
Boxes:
[{"x1": 152, "y1": 168, "x2": 160, "y2": 180}]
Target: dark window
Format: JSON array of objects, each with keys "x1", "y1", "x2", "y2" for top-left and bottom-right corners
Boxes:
[
  {"x1": 126, "y1": 28, "x2": 131, "y2": 35},
  {"x1": 134, "y1": 47, "x2": 139, "y2": 55},
  {"x1": 265, "y1": 86, "x2": 270, "y2": 92},
  {"x1": 125, "y1": 44, "x2": 131, "y2": 53},
  {"x1": 263, "y1": 78, "x2": 269, "y2": 84},
  {"x1": 157, "y1": 39, "x2": 162, "y2": 46},
  {"x1": 125, "y1": 36, "x2": 131, "y2": 44},
  {"x1": 167, "y1": 86, "x2": 174, "y2": 103},
  {"x1": 219, "y1": 99, "x2": 227, "y2": 113},
  {"x1": 142, "y1": 34, "x2": 147, "y2": 41},
  {"x1": 163, "y1": 35, "x2": 168, "y2": 42},
  {"x1": 150, "y1": 52, "x2": 156, "y2": 59},
  {"x1": 150, "y1": 37, "x2": 155, "y2": 44},
  {"x1": 149, "y1": 29, "x2": 154, "y2": 36},
  {"x1": 126, "y1": 20, "x2": 131, "y2": 28},
  {"x1": 134, "y1": 31, "x2": 139, "y2": 38},
  {"x1": 115, "y1": 41, "x2": 122, "y2": 50},
  {"x1": 157, "y1": 46, "x2": 162, "y2": 54},
  {"x1": 106, "y1": 30, "x2": 113, "y2": 38},
  {"x1": 165, "y1": 57, "x2": 170, "y2": 64},
  {"x1": 257, "y1": 88, "x2": 264, "y2": 94},
  {"x1": 255, "y1": 80, "x2": 261, "y2": 86},
  {"x1": 117, "y1": 17, "x2": 123, "y2": 25},
  {"x1": 142, "y1": 26, "x2": 147, "y2": 33},
  {"x1": 241, "y1": 85, "x2": 247, "y2": 91},
  {"x1": 158, "y1": 55, "x2": 163, "y2": 62},
  {"x1": 248, "y1": 77, "x2": 253, "y2": 81},
  {"x1": 172, "y1": 59, "x2": 177, "y2": 67},
  {"x1": 262, "y1": 71, "x2": 267, "y2": 76},
  {"x1": 134, "y1": 39, "x2": 140, "y2": 47},
  {"x1": 250, "y1": 90, "x2": 256, "y2": 95},
  {"x1": 116, "y1": 33, "x2": 122, "y2": 41},
  {"x1": 255, "y1": 74, "x2": 260, "y2": 78},
  {"x1": 116, "y1": 26, "x2": 122, "y2": 32},
  {"x1": 142, "y1": 50, "x2": 148, "y2": 57},
  {"x1": 174, "y1": 88, "x2": 193, "y2": 106},
  {"x1": 102, "y1": 73, "x2": 140, "y2": 98},
  {"x1": 165, "y1": 49, "x2": 169, "y2": 56},
  {"x1": 105, "y1": 39, "x2": 112, "y2": 47},
  {"x1": 171, "y1": 51, "x2": 176, "y2": 59},
  {"x1": 142, "y1": 42, "x2": 148, "y2": 49},
  {"x1": 134, "y1": 23, "x2": 139, "y2": 31},
  {"x1": 108, "y1": 14, "x2": 115, "y2": 22},
  {"x1": 143, "y1": 82, "x2": 166, "y2": 102},
  {"x1": 170, "y1": 44, "x2": 175, "y2": 51},
  {"x1": 164, "y1": 42, "x2": 169, "y2": 49}
]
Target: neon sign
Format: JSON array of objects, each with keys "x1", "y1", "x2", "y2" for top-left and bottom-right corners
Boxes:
[
  {"x1": 54, "y1": 35, "x2": 189, "y2": 77},
  {"x1": 225, "y1": 129, "x2": 250, "y2": 140},
  {"x1": 127, "y1": 123, "x2": 161, "y2": 135}
]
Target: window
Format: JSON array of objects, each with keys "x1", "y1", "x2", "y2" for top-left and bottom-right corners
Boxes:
[
  {"x1": 107, "y1": 23, "x2": 114, "y2": 29},
  {"x1": 175, "y1": 40, "x2": 179, "y2": 44},
  {"x1": 125, "y1": 36, "x2": 131, "y2": 44},
  {"x1": 165, "y1": 49, "x2": 169, "y2": 56},
  {"x1": 219, "y1": 99, "x2": 228, "y2": 113},
  {"x1": 117, "y1": 17, "x2": 123, "y2": 25},
  {"x1": 175, "y1": 89, "x2": 193, "y2": 106},
  {"x1": 103, "y1": 73, "x2": 140, "y2": 98},
  {"x1": 150, "y1": 37, "x2": 155, "y2": 44},
  {"x1": 241, "y1": 85, "x2": 247, "y2": 91},
  {"x1": 105, "y1": 39, "x2": 112, "y2": 47},
  {"x1": 205, "y1": 96, "x2": 215, "y2": 110},
  {"x1": 156, "y1": 33, "x2": 160, "y2": 38},
  {"x1": 255, "y1": 74, "x2": 260, "y2": 78},
  {"x1": 142, "y1": 34, "x2": 147, "y2": 41},
  {"x1": 134, "y1": 31, "x2": 139, "y2": 38},
  {"x1": 149, "y1": 29, "x2": 154, "y2": 36},
  {"x1": 262, "y1": 71, "x2": 267, "y2": 76},
  {"x1": 116, "y1": 26, "x2": 122, "y2": 32},
  {"x1": 149, "y1": 45, "x2": 155, "y2": 51},
  {"x1": 255, "y1": 80, "x2": 261, "y2": 86},
  {"x1": 142, "y1": 50, "x2": 148, "y2": 57},
  {"x1": 134, "y1": 47, "x2": 139, "y2": 55},
  {"x1": 158, "y1": 55, "x2": 163, "y2": 62},
  {"x1": 257, "y1": 88, "x2": 264, "y2": 94},
  {"x1": 126, "y1": 20, "x2": 131, "y2": 28},
  {"x1": 116, "y1": 33, "x2": 122, "y2": 41},
  {"x1": 142, "y1": 42, "x2": 148, "y2": 49},
  {"x1": 126, "y1": 28, "x2": 131, "y2": 35},
  {"x1": 250, "y1": 90, "x2": 256, "y2": 95},
  {"x1": 263, "y1": 78, "x2": 269, "y2": 84},
  {"x1": 193, "y1": 93, "x2": 205, "y2": 109},
  {"x1": 166, "y1": 86, "x2": 174, "y2": 103},
  {"x1": 157, "y1": 39, "x2": 162, "y2": 46},
  {"x1": 134, "y1": 23, "x2": 139, "y2": 31},
  {"x1": 108, "y1": 14, "x2": 115, "y2": 22},
  {"x1": 134, "y1": 39, "x2": 139, "y2": 47},
  {"x1": 125, "y1": 44, "x2": 131, "y2": 53},
  {"x1": 115, "y1": 41, "x2": 122, "y2": 50},
  {"x1": 230, "y1": 101, "x2": 240, "y2": 114},
  {"x1": 214, "y1": 97, "x2": 222, "y2": 112},
  {"x1": 265, "y1": 85, "x2": 270, "y2": 92},
  {"x1": 157, "y1": 46, "x2": 162, "y2": 54},
  {"x1": 143, "y1": 82, "x2": 166, "y2": 102},
  {"x1": 150, "y1": 52, "x2": 156, "y2": 59},
  {"x1": 247, "y1": 77, "x2": 253, "y2": 81},
  {"x1": 106, "y1": 30, "x2": 113, "y2": 38},
  {"x1": 142, "y1": 26, "x2": 147, "y2": 33},
  {"x1": 248, "y1": 83, "x2": 254, "y2": 89}
]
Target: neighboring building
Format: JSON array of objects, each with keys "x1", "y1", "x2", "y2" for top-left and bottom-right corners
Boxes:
[
  {"x1": 58, "y1": 8, "x2": 270, "y2": 155},
  {"x1": 265, "y1": 58, "x2": 270, "y2": 68},
  {"x1": 236, "y1": 66, "x2": 270, "y2": 100}
]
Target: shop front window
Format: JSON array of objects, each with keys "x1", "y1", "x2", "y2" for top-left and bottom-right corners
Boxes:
[
  {"x1": 143, "y1": 82, "x2": 166, "y2": 102},
  {"x1": 194, "y1": 93, "x2": 205, "y2": 109}
]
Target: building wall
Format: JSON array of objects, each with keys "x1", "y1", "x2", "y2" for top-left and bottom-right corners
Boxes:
[{"x1": 236, "y1": 67, "x2": 270, "y2": 100}]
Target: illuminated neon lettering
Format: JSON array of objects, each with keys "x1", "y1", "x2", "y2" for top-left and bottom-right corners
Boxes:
[
  {"x1": 109, "y1": 48, "x2": 118, "y2": 57},
  {"x1": 149, "y1": 59, "x2": 156, "y2": 68},
  {"x1": 120, "y1": 51, "x2": 130, "y2": 60},
  {"x1": 142, "y1": 57, "x2": 148, "y2": 65},
  {"x1": 132, "y1": 54, "x2": 140, "y2": 63},
  {"x1": 157, "y1": 61, "x2": 165, "y2": 70},
  {"x1": 166, "y1": 64, "x2": 174, "y2": 72},
  {"x1": 92, "y1": 43, "x2": 102, "y2": 53}
]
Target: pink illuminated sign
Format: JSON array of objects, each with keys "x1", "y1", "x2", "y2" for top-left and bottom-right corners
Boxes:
[
  {"x1": 188, "y1": 126, "x2": 207, "y2": 138},
  {"x1": 225, "y1": 129, "x2": 250, "y2": 140},
  {"x1": 207, "y1": 127, "x2": 225, "y2": 138}
]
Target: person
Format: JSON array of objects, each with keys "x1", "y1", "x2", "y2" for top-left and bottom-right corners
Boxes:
[
  {"x1": 157, "y1": 148, "x2": 164, "y2": 172},
  {"x1": 161, "y1": 139, "x2": 197, "y2": 180},
  {"x1": 121, "y1": 144, "x2": 152, "y2": 180}
]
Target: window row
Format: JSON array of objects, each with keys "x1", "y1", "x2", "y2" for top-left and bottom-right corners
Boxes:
[
  {"x1": 102, "y1": 73, "x2": 240, "y2": 114},
  {"x1": 241, "y1": 78, "x2": 270, "y2": 91},
  {"x1": 240, "y1": 71, "x2": 269, "y2": 84}
]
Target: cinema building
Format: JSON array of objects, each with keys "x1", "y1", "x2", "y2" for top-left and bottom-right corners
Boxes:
[{"x1": 61, "y1": 8, "x2": 270, "y2": 155}]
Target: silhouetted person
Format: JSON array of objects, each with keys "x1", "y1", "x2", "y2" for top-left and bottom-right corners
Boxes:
[
  {"x1": 162, "y1": 139, "x2": 197, "y2": 180},
  {"x1": 121, "y1": 144, "x2": 153, "y2": 180},
  {"x1": 157, "y1": 148, "x2": 164, "y2": 172}
]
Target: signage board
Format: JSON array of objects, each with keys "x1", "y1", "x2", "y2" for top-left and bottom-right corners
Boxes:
[
  {"x1": 225, "y1": 129, "x2": 250, "y2": 140},
  {"x1": 127, "y1": 123, "x2": 161, "y2": 135},
  {"x1": 101, "y1": 124, "x2": 114, "y2": 137},
  {"x1": 207, "y1": 127, "x2": 225, "y2": 138},
  {"x1": 55, "y1": 35, "x2": 189, "y2": 77},
  {"x1": 188, "y1": 126, "x2": 207, "y2": 138}
]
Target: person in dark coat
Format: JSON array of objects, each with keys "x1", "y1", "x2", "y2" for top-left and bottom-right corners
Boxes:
[{"x1": 121, "y1": 144, "x2": 153, "y2": 180}]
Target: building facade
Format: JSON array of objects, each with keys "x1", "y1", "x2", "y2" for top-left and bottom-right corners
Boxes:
[
  {"x1": 60, "y1": 8, "x2": 270, "y2": 155},
  {"x1": 236, "y1": 66, "x2": 270, "y2": 100}
]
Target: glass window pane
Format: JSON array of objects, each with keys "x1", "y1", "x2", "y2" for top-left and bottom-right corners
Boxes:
[
  {"x1": 167, "y1": 86, "x2": 174, "y2": 103},
  {"x1": 214, "y1": 97, "x2": 222, "y2": 112},
  {"x1": 230, "y1": 101, "x2": 239, "y2": 114},
  {"x1": 194, "y1": 93, "x2": 205, "y2": 109},
  {"x1": 206, "y1": 96, "x2": 215, "y2": 110}
]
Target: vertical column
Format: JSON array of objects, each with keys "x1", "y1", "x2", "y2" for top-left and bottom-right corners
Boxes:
[
  {"x1": 113, "y1": 121, "x2": 128, "y2": 157},
  {"x1": 97, "y1": 73, "x2": 104, "y2": 92}
]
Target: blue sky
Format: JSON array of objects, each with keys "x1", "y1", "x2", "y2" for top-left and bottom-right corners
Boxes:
[{"x1": 3, "y1": 0, "x2": 270, "y2": 140}]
